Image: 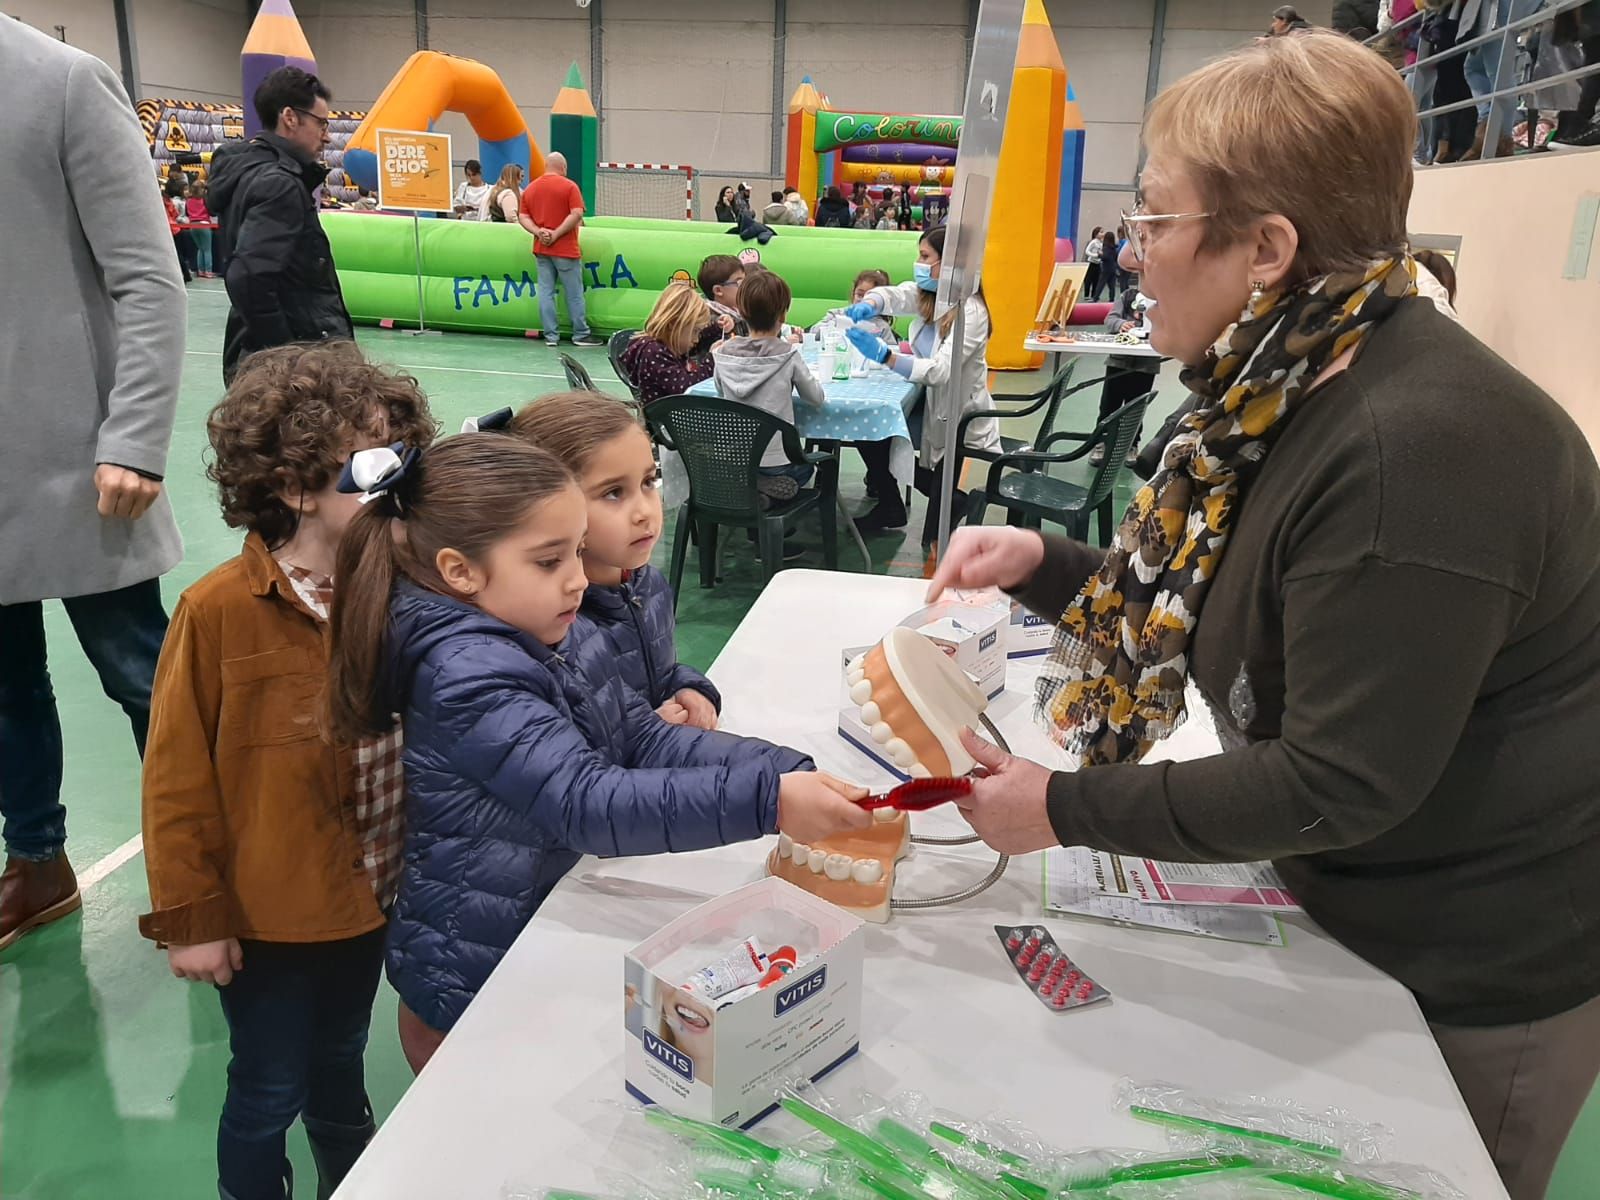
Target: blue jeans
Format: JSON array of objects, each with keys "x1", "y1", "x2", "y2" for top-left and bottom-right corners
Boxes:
[
  {"x1": 217, "y1": 927, "x2": 385, "y2": 1200},
  {"x1": 192, "y1": 227, "x2": 213, "y2": 273},
  {"x1": 0, "y1": 579, "x2": 167, "y2": 860},
  {"x1": 535, "y1": 253, "x2": 589, "y2": 344},
  {"x1": 1464, "y1": 0, "x2": 1540, "y2": 132},
  {"x1": 759, "y1": 463, "x2": 815, "y2": 486}
]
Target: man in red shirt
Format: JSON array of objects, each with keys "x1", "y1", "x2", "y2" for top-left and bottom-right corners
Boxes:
[{"x1": 518, "y1": 152, "x2": 602, "y2": 347}]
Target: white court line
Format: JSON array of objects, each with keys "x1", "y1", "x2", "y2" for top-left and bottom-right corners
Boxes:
[
  {"x1": 182, "y1": 349, "x2": 570, "y2": 383},
  {"x1": 79, "y1": 833, "x2": 144, "y2": 891}
]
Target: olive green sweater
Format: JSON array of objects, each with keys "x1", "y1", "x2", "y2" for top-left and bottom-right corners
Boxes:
[{"x1": 1015, "y1": 299, "x2": 1600, "y2": 1027}]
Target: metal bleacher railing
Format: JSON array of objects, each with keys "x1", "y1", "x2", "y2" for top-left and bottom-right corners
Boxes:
[{"x1": 1369, "y1": 0, "x2": 1600, "y2": 161}]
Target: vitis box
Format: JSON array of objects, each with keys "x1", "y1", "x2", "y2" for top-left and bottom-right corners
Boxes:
[{"x1": 623, "y1": 878, "x2": 864, "y2": 1129}]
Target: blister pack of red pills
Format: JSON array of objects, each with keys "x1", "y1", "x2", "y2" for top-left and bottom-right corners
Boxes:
[{"x1": 994, "y1": 925, "x2": 1111, "y2": 1012}]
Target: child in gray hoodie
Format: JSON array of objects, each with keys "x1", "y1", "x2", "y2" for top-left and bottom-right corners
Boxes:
[{"x1": 712, "y1": 269, "x2": 826, "y2": 488}]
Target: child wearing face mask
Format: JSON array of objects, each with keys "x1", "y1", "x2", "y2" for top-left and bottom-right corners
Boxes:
[
  {"x1": 326, "y1": 435, "x2": 870, "y2": 1075},
  {"x1": 811, "y1": 269, "x2": 895, "y2": 340},
  {"x1": 841, "y1": 225, "x2": 1000, "y2": 547},
  {"x1": 503, "y1": 392, "x2": 720, "y2": 730}
]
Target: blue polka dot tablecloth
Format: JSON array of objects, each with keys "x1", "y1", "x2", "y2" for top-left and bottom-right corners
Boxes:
[{"x1": 688, "y1": 341, "x2": 917, "y2": 481}]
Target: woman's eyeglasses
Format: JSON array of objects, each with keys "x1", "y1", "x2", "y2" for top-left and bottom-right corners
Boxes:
[{"x1": 1120, "y1": 201, "x2": 1213, "y2": 261}]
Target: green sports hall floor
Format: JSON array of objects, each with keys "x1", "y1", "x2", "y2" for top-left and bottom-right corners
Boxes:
[{"x1": 3, "y1": 280, "x2": 1597, "y2": 1198}]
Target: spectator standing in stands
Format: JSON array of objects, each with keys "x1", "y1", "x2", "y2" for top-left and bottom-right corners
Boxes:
[
  {"x1": 185, "y1": 180, "x2": 215, "y2": 277},
  {"x1": 485, "y1": 163, "x2": 523, "y2": 222},
  {"x1": 734, "y1": 183, "x2": 755, "y2": 221},
  {"x1": 714, "y1": 186, "x2": 739, "y2": 223},
  {"x1": 0, "y1": 16, "x2": 185, "y2": 952},
  {"x1": 1422, "y1": 2, "x2": 1482, "y2": 161},
  {"x1": 453, "y1": 159, "x2": 491, "y2": 221},
  {"x1": 1457, "y1": 0, "x2": 1544, "y2": 160},
  {"x1": 1547, "y1": 0, "x2": 1600, "y2": 148},
  {"x1": 209, "y1": 66, "x2": 353, "y2": 382},
  {"x1": 520, "y1": 152, "x2": 603, "y2": 347},
  {"x1": 762, "y1": 189, "x2": 795, "y2": 225}
]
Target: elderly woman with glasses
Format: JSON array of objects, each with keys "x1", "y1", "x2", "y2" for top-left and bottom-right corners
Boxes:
[{"x1": 929, "y1": 32, "x2": 1600, "y2": 1200}]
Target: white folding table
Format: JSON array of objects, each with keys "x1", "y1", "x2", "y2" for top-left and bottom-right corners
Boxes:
[{"x1": 335, "y1": 571, "x2": 1506, "y2": 1199}]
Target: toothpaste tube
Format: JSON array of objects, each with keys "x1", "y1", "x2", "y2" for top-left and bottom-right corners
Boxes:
[{"x1": 681, "y1": 937, "x2": 768, "y2": 1001}]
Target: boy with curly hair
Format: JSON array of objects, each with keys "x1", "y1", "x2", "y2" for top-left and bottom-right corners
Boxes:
[{"x1": 138, "y1": 343, "x2": 437, "y2": 1200}]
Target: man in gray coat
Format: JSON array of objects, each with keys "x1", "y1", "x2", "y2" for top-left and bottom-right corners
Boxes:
[{"x1": 0, "y1": 17, "x2": 185, "y2": 951}]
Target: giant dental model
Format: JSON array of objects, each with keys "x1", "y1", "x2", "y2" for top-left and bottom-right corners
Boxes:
[
  {"x1": 766, "y1": 626, "x2": 989, "y2": 921},
  {"x1": 846, "y1": 626, "x2": 988, "y2": 777}
]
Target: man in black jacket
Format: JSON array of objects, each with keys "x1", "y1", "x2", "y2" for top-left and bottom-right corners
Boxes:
[{"x1": 210, "y1": 67, "x2": 353, "y2": 382}]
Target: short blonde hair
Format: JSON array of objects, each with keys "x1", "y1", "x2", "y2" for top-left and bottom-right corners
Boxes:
[
  {"x1": 1143, "y1": 31, "x2": 1416, "y2": 278},
  {"x1": 643, "y1": 282, "x2": 711, "y2": 357}
]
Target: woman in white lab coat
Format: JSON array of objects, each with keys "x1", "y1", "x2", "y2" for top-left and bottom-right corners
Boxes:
[{"x1": 845, "y1": 224, "x2": 1001, "y2": 548}]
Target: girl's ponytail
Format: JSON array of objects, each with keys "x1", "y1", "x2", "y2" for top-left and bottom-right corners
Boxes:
[
  {"x1": 328, "y1": 501, "x2": 401, "y2": 741},
  {"x1": 325, "y1": 434, "x2": 577, "y2": 744}
]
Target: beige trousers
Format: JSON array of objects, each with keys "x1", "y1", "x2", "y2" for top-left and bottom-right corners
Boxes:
[{"x1": 1430, "y1": 993, "x2": 1600, "y2": 1200}]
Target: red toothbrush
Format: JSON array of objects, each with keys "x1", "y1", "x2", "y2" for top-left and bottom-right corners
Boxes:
[{"x1": 857, "y1": 777, "x2": 974, "y2": 812}]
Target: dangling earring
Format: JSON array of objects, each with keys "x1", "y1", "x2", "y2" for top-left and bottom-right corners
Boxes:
[{"x1": 1250, "y1": 280, "x2": 1267, "y2": 303}]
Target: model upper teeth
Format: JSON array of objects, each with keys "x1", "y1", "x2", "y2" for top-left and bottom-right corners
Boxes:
[
  {"x1": 850, "y1": 674, "x2": 930, "y2": 775},
  {"x1": 823, "y1": 853, "x2": 853, "y2": 881},
  {"x1": 808, "y1": 850, "x2": 827, "y2": 874},
  {"x1": 791, "y1": 842, "x2": 810, "y2": 867},
  {"x1": 777, "y1": 832, "x2": 794, "y2": 859},
  {"x1": 851, "y1": 859, "x2": 885, "y2": 885}
]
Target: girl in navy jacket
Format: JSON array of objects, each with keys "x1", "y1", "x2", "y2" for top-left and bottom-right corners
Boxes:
[
  {"x1": 327, "y1": 434, "x2": 870, "y2": 1072},
  {"x1": 507, "y1": 392, "x2": 721, "y2": 729}
]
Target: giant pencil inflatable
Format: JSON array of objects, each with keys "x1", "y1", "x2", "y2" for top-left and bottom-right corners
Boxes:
[
  {"x1": 788, "y1": 0, "x2": 1084, "y2": 368},
  {"x1": 241, "y1": 0, "x2": 317, "y2": 139},
  {"x1": 343, "y1": 52, "x2": 541, "y2": 194},
  {"x1": 323, "y1": 214, "x2": 918, "y2": 338}
]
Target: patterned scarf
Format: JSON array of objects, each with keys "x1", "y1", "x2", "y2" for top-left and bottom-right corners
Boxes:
[{"x1": 1035, "y1": 255, "x2": 1418, "y2": 765}]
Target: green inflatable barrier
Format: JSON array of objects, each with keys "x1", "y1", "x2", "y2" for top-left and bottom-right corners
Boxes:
[{"x1": 323, "y1": 213, "x2": 920, "y2": 337}]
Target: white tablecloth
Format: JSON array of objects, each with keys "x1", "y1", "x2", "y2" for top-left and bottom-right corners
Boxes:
[{"x1": 334, "y1": 572, "x2": 1506, "y2": 1200}]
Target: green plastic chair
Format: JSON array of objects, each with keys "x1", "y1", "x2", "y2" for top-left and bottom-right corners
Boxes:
[
  {"x1": 952, "y1": 361, "x2": 1081, "y2": 480},
  {"x1": 559, "y1": 352, "x2": 598, "y2": 392},
  {"x1": 608, "y1": 329, "x2": 640, "y2": 399},
  {"x1": 965, "y1": 391, "x2": 1155, "y2": 546},
  {"x1": 644, "y1": 394, "x2": 839, "y2": 604}
]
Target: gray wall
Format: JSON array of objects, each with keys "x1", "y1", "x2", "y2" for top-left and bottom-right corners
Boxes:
[
  {"x1": 1050, "y1": 0, "x2": 1333, "y2": 238},
  {"x1": 10, "y1": 0, "x2": 1334, "y2": 231},
  {"x1": 8, "y1": 0, "x2": 248, "y2": 103}
]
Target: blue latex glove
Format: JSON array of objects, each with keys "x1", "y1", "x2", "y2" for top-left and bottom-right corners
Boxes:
[
  {"x1": 843, "y1": 300, "x2": 879, "y2": 322},
  {"x1": 845, "y1": 325, "x2": 891, "y2": 364}
]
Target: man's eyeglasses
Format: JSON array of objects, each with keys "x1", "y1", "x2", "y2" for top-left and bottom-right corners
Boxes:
[
  {"x1": 1120, "y1": 201, "x2": 1213, "y2": 261},
  {"x1": 291, "y1": 107, "x2": 330, "y2": 132}
]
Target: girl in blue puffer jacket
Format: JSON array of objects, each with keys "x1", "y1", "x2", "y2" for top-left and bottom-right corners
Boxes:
[
  {"x1": 327, "y1": 434, "x2": 871, "y2": 1073},
  {"x1": 507, "y1": 392, "x2": 721, "y2": 729}
]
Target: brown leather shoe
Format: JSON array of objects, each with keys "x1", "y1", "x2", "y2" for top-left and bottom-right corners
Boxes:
[
  {"x1": 0, "y1": 853, "x2": 82, "y2": 952},
  {"x1": 1459, "y1": 121, "x2": 1488, "y2": 162}
]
